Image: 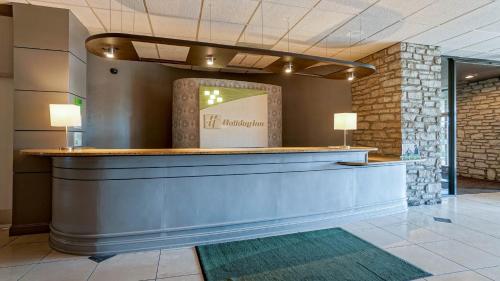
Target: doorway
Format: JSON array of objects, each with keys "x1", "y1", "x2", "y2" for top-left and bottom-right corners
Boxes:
[{"x1": 443, "y1": 58, "x2": 500, "y2": 195}]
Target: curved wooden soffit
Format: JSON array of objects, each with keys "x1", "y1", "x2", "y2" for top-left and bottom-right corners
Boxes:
[{"x1": 86, "y1": 33, "x2": 376, "y2": 80}]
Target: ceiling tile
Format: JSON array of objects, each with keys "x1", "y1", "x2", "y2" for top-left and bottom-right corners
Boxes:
[
  {"x1": 239, "y1": 25, "x2": 286, "y2": 47},
  {"x1": 317, "y1": 0, "x2": 377, "y2": 15},
  {"x1": 332, "y1": 48, "x2": 370, "y2": 61},
  {"x1": 325, "y1": 15, "x2": 396, "y2": 50},
  {"x1": 149, "y1": 15, "x2": 197, "y2": 39},
  {"x1": 443, "y1": 49, "x2": 484, "y2": 58},
  {"x1": 157, "y1": 44, "x2": 190, "y2": 61},
  {"x1": 479, "y1": 20, "x2": 500, "y2": 34},
  {"x1": 405, "y1": 24, "x2": 466, "y2": 46},
  {"x1": 355, "y1": 21, "x2": 432, "y2": 54},
  {"x1": 132, "y1": 41, "x2": 158, "y2": 58},
  {"x1": 266, "y1": 0, "x2": 319, "y2": 9},
  {"x1": 201, "y1": 0, "x2": 259, "y2": 25},
  {"x1": 198, "y1": 20, "x2": 245, "y2": 45},
  {"x1": 66, "y1": 6, "x2": 103, "y2": 31},
  {"x1": 240, "y1": 54, "x2": 261, "y2": 67},
  {"x1": 32, "y1": 0, "x2": 87, "y2": 6},
  {"x1": 247, "y1": 1, "x2": 309, "y2": 30},
  {"x1": 228, "y1": 53, "x2": 246, "y2": 66},
  {"x1": 290, "y1": 9, "x2": 353, "y2": 42},
  {"x1": 405, "y1": 0, "x2": 492, "y2": 26},
  {"x1": 88, "y1": 0, "x2": 146, "y2": 12},
  {"x1": 460, "y1": 36, "x2": 500, "y2": 53},
  {"x1": 253, "y1": 55, "x2": 279, "y2": 68},
  {"x1": 438, "y1": 30, "x2": 499, "y2": 50},
  {"x1": 364, "y1": 0, "x2": 434, "y2": 21},
  {"x1": 272, "y1": 39, "x2": 310, "y2": 53},
  {"x1": 94, "y1": 8, "x2": 151, "y2": 34},
  {"x1": 145, "y1": 0, "x2": 201, "y2": 19}
]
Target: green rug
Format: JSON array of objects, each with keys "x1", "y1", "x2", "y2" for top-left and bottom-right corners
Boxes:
[{"x1": 196, "y1": 228, "x2": 431, "y2": 281}]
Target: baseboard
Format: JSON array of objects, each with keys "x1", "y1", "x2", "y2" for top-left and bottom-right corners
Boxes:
[{"x1": 9, "y1": 222, "x2": 49, "y2": 236}]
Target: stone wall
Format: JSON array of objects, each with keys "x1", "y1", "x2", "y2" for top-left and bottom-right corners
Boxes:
[
  {"x1": 352, "y1": 42, "x2": 442, "y2": 205},
  {"x1": 351, "y1": 45, "x2": 402, "y2": 155},
  {"x1": 457, "y1": 78, "x2": 500, "y2": 181}
]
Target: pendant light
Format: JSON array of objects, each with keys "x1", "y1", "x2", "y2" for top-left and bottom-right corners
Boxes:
[
  {"x1": 206, "y1": 0, "x2": 215, "y2": 66},
  {"x1": 347, "y1": 30, "x2": 355, "y2": 81},
  {"x1": 283, "y1": 17, "x2": 293, "y2": 74}
]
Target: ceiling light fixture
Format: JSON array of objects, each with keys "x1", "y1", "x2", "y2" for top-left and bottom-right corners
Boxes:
[
  {"x1": 206, "y1": 55, "x2": 215, "y2": 66},
  {"x1": 465, "y1": 74, "x2": 475, "y2": 79},
  {"x1": 347, "y1": 72, "x2": 355, "y2": 81},
  {"x1": 284, "y1": 62, "x2": 293, "y2": 73},
  {"x1": 104, "y1": 47, "x2": 116, "y2": 58}
]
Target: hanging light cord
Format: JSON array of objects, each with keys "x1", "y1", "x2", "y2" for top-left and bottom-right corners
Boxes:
[
  {"x1": 287, "y1": 17, "x2": 290, "y2": 52},
  {"x1": 209, "y1": 1, "x2": 212, "y2": 42}
]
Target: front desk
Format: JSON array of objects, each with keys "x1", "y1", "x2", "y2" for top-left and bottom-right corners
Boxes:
[{"x1": 22, "y1": 147, "x2": 408, "y2": 255}]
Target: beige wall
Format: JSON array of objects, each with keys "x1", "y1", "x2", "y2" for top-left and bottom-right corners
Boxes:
[
  {"x1": 11, "y1": 3, "x2": 88, "y2": 234},
  {"x1": 0, "y1": 14, "x2": 13, "y2": 226},
  {"x1": 0, "y1": 78, "x2": 13, "y2": 226}
]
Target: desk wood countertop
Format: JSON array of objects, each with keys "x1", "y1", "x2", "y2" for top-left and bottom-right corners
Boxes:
[{"x1": 21, "y1": 146, "x2": 378, "y2": 157}]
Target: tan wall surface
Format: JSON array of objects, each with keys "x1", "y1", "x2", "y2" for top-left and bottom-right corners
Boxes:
[
  {"x1": 457, "y1": 77, "x2": 500, "y2": 181},
  {"x1": 0, "y1": 14, "x2": 13, "y2": 226}
]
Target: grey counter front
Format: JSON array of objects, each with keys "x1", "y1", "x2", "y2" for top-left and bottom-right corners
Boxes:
[{"x1": 22, "y1": 147, "x2": 407, "y2": 255}]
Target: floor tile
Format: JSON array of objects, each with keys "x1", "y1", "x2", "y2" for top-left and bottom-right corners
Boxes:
[
  {"x1": 364, "y1": 214, "x2": 407, "y2": 227},
  {"x1": 420, "y1": 240, "x2": 500, "y2": 269},
  {"x1": 0, "y1": 265, "x2": 34, "y2": 281},
  {"x1": 157, "y1": 248, "x2": 201, "y2": 279},
  {"x1": 19, "y1": 259, "x2": 96, "y2": 281},
  {"x1": 386, "y1": 245, "x2": 466, "y2": 275},
  {"x1": 346, "y1": 226, "x2": 412, "y2": 249},
  {"x1": 339, "y1": 221, "x2": 374, "y2": 231},
  {"x1": 0, "y1": 242, "x2": 51, "y2": 267},
  {"x1": 10, "y1": 233, "x2": 49, "y2": 245},
  {"x1": 382, "y1": 222, "x2": 449, "y2": 244},
  {"x1": 41, "y1": 250, "x2": 88, "y2": 263},
  {"x1": 157, "y1": 274, "x2": 204, "y2": 281},
  {"x1": 476, "y1": 265, "x2": 500, "y2": 281},
  {"x1": 88, "y1": 250, "x2": 160, "y2": 281},
  {"x1": 425, "y1": 270, "x2": 491, "y2": 281}
]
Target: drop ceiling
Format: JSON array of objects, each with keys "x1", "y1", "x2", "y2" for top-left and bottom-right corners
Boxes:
[{"x1": 3, "y1": 0, "x2": 500, "y2": 62}]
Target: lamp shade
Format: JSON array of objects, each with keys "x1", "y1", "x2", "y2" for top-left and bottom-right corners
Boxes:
[
  {"x1": 49, "y1": 104, "x2": 82, "y2": 127},
  {"x1": 334, "y1": 113, "x2": 357, "y2": 130}
]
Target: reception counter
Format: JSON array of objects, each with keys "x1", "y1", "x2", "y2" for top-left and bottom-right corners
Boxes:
[{"x1": 22, "y1": 147, "x2": 408, "y2": 255}]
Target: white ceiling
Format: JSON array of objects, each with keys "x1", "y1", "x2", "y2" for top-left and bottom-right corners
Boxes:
[{"x1": 4, "y1": 0, "x2": 500, "y2": 62}]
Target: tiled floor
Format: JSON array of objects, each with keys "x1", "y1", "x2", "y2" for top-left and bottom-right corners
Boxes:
[{"x1": 3, "y1": 193, "x2": 500, "y2": 280}]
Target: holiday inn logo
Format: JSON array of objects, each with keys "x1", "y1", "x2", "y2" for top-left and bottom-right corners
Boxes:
[{"x1": 203, "y1": 114, "x2": 265, "y2": 129}]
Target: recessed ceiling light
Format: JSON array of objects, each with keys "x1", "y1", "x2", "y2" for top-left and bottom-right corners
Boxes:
[
  {"x1": 465, "y1": 74, "x2": 475, "y2": 79},
  {"x1": 206, "y1": 55, "x2": 215, "y2": 66},
  {"x1": 104, "y1": 47, "x2": 116, "y2": 58}
]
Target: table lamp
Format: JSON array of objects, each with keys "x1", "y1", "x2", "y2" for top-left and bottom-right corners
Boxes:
[
  {"x1": 334, "y1": 113, "x2": 357, "y2": 149},
  {"x1": 49, "y1": 104, "x2": 82, "y2": 151}
]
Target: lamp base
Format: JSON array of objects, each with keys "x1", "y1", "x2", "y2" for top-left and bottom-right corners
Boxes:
[{"x1": 59, "y1": 147, "x2": 74, "y2": 152}]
